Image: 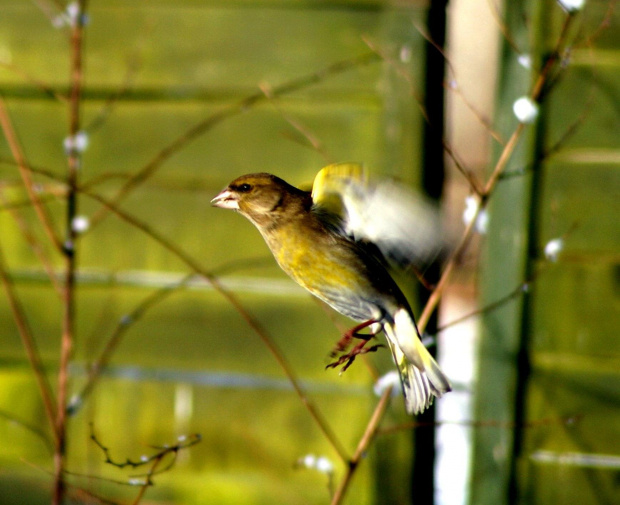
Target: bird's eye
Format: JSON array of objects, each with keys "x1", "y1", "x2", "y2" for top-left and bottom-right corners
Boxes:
[{"x1": 237, "y1": 183, "x2": 252, "y2": 193}]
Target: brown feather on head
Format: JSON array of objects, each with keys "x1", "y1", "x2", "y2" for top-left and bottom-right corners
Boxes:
[{"x1": 211, "y1": 173, "x2": 310, "y2": 229}]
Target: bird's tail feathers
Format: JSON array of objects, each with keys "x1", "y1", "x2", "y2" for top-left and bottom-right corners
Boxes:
[{"x1": 383, "y1": 308, "x2": 451, "y2": 414}]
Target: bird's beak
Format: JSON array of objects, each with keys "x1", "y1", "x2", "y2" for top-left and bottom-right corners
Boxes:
[{"x1": 211, "y1": 189, "x2": 239, "y2": 210}]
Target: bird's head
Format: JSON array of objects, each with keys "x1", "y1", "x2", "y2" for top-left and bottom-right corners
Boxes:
[{"x1": 211, "y1": 173, "x2": 309, "y2": 229}]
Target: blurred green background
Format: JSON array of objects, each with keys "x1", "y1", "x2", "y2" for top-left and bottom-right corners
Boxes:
[
  {"x1": 0, "y1": 1, "x2": 618, "y2": 505},
  {"x1": 0, "y1": 2, "x2": 427, "y2": 504}
]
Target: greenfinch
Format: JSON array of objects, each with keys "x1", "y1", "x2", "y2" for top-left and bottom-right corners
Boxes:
[{"x1": 211, "y1": 163, "x2": 451, "y2": 414}]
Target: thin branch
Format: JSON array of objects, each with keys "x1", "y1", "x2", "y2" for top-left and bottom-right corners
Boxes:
[
  {"x1": 445, "y1": 79, "x2": 505, "y2": 145},
  {"x1": 529, "y1": 12, "x2": 577, "y2": 103},
  {"x1": 68, "y1": 274, "x2": 195, "y2": 415},
  {"x1": 129, "y1": 457, "x2": 162, "y2": 505},
  {"x1": 578, "y1": 0, "x2": 615, "y2": 49},
  {"x1": 259, "y1": 82, "x2": 333, "y2": 163},
  {"x1": 66, "y1": 487, "x2": 121, "y2": 505},
  {"x1": 365, "y1": 32, "x2": 489, "y2": 196},
  {"x1": 499, "y1": 88, "x2": 595, "y2": 181},
  {"x1": 441, "y1": 139, "x2": 484, "y2": 196},
  {"x1": 84, "y1": 26, "x2": 149, "y2": 134},
  {"x1": 89, "y1": 425, "x2": 201, "y2": 505},
  {"x1": 414, "y1": 22, "x2": 505, "y2": 144},
  {"x1": 542, "y1": 89, "x2": 595, "y2": 159},
  {"x1": 362, "y1": 35, "x2": 428, "y2": 122},
  {"x1": 54, "y1": 3, "x2": 87, "y2": 503},
  {"x1": 0, "y1": 192, "x2": 57, "y2": 212},
  {"x1": 485, "y1": 0, "x2": 521, "y2": 53},
  {"x1": 61, "y1": 468, "x2": 150, "y2": 488},
  {"x1": 0, "y1": 408, "x2": 54, "y2": 454},
  {"x1": 418, "y1": 206, "x2": 479, "y2": 332},
  {"x1": 439, "y1": 280, "x2": 529, "y2": 333},
  {"x1": 418, "y1": 13, "x2": 578, "y2": 332},
  {"x1": 21, "y1": 460, "x2": 122, "y2": 505},
  {"x1": 80, "y1": 171, "x2": 131, "y2": 189},
  {"x1": 70, "y1": 255, "x2": 277, "y2": 415},
  {"x1": 0, "y1": 62, "x2": 67, "y2": 102},
  {"x1": 0, "y1": 97, "x2": 63, "y2": 252},
  {"x1": 418, "y1": 9, "x2": 560, "y2": 331},
  {"x1": 482, "y1": 123, "x2": 526, "y2": 198},
  {"x1": 88, "y1": 52, "x2": 380, "y2": 228},
  {"x1": 0, "y1": 156, "x2": 64, "y2": 180},
  {"x1": 330, "y1": 387, "x2": 393, "y2": 505},
  {"x1": 0, "y1": 241, "x2": 58, "y2": 438},
  {"x1": 90, "y1": 424, "x2": 201, "y2": 471},
  {"x1": 0, "y1": 189, "x2": 64, "y2": 297}
]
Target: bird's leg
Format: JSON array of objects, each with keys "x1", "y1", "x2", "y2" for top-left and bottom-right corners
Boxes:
[
  {"x1": 330, "y1": 319, "x2": 380, "y2": 356},
  {"x1": 326, "y1": 341, "x2": 384, "y2": 372},
  {"x1": 327, "y1": 319, "x2": 383, "y2": 372}
]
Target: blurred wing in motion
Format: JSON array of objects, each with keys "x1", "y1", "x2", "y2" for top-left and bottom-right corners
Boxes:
[{"x1": 311, "y1": 162, "x2": 444, "y2": 268}]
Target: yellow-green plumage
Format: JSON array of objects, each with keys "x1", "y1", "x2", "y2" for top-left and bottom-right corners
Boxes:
[{"x1": 211, "y1": 169, "x2": 451, "y2": 414}]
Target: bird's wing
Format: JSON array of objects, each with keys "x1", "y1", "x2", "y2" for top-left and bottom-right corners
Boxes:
[{"x1": 311, "y1": 162, "x2": 444, "y2": 268}]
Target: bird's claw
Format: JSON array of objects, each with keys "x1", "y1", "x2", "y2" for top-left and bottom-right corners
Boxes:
[
  {"x1": 329, "y1": 319, "x2": 381, "y2": 357},
  {"x1": 326, "y1": 344, "x2": 384, "y2": 373}
]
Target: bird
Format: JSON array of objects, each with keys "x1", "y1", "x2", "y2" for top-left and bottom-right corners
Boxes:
[{"x1": 211, "y1": 163, "x2": 451, "y2": 414}]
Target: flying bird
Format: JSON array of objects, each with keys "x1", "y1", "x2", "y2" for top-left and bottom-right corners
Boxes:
[{"x1": 211, "y1": 163, "x2": 451, "y2": 414}]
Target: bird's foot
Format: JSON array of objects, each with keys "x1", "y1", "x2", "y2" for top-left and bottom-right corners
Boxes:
[
  {"x1": 329, "y1": 319, "x2": 381, "y2": 357},
  {"x1": 326, "y1": 340, "x2": 384, "y2": 373}
]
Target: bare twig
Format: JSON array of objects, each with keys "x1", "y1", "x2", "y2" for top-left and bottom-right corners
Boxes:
[
  {"x1": 71, "y1": 254, "x2": 278, "y2": 415},
  {"x1": 260, "y1": 82, "x2": 333, "y2": 162},
  {"x1": 542, "y1": 90, "x2": 595, "y2": 159},
  {"x1": 437, "y1": 241, "x2": 575, "y2": 332},
  {"x1": 364, "y1": 33, "x2": 489, "y2": 197},
  {"x1": 0, "y1": 62, "x2": 67, "y2": 102},
  {"x1": 438, "y1": 279, "x2": 530, "y2": 333},
  {"x1": 0, "y1": 192, "x2": 57, "y2": 212},
  {"x1": 0, "y1": 242, "x2": 57, "y2": 438},
  {"x1": 68, "y1": 273, "x2": 195, "y2": 415},
  {"x1": 485, "y1": 0, "x2": 521, "y2": 53},
  {"x1": 0, "y1": 189, "x2": 63, "y2": 297},
  {"x1": 90, "y1": 424, "x2": 201, "y2": 471},
  {"x1": 445, "y1": 79, "x2": 505, "y2": 145},
  {"x1": 362, "y1": 35, "x2": 428, "y2": 122},
  {"x1": 21, "y1": 460, "x2": 123, "y2": 505},
  {"x1": 84, "y1": 27, "x2": 149, "y2": 134},
  {"x1": 330, "y1": 387, "x2": 393, "y2": 505},
  {"x1": 499, "y1": 89, "x2": 595, "y2": 181},
  {"x1": 0, "y1": 98, "x2": 63, "y2": 252},
  {"x1": 89, "y1": 424, "x2": 201, "y2": 505},
  {"x1": 88, "y1": 52, "x2": 380, "y2": 228},
  {"x1": 578, "y1": 1, "x2": 615, "y2": 48},
  {"x1": 129, "y1": 458, "x2": 163, "y2": 505},
  {"x1": 418, "y1": 206, "x2": 479, "y2": 332},
  {"x1": 418, "y1": 11, "x2": 578, "y2": 333},
  {"x1": 413, "y1": 22, "x2": 505, "y2": 144},
  {"x1": 66, "y1": 487, "x2": 121, "y2": 505},
  {"x1": 441, "y1": 139, "x2": 484, "y2": 196},
  {"x1": 25, "y1": 428, "x2": 201, "y2": 504},
  {"x1": 53, "y1": 2, "x2": 87, "y2": 503},
  {"x1": 0, "y1": 408, "x2": 54, "y2": 454}
]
